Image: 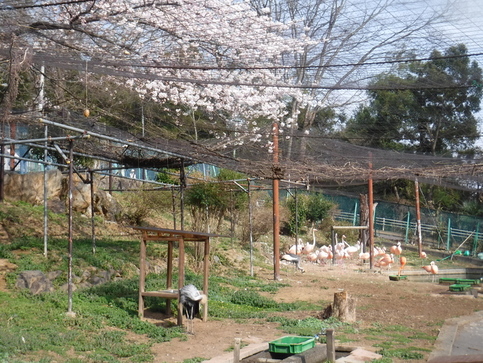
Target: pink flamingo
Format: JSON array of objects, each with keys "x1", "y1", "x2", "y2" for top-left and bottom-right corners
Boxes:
[{"x1": 422, "y1": 261, "x2": 439, "y2": 282}]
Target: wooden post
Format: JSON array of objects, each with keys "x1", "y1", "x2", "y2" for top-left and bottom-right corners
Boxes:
[
  {"x1": 138, "y1": 237, "x2": 146, "y2": 317},
  {"x1": 368, "y1": 154, "x2": 374, "y2": 269},
  {"x1": 326, "y1": 329, "x2": 335, "y2": 362},
  {"x1": 233, "y1": 338, "x2": 241, "y2": 363},
  {"x1": 166, "y1": 240, "x2": 173, "y2": 316},
  {"x1": 415, "y1": 177, "x2": 423, "y2": 255},
  {"x1": 177, "y1": 237, "x2": 185, "y2": 326},
  {"x1": 203, "y1": 238, "x2": 209, "y2": 322}
]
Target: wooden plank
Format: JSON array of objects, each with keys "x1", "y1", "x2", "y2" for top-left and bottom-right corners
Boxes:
[{"x1": 141, "y1": 291, "x2": 178, "y2": 298}]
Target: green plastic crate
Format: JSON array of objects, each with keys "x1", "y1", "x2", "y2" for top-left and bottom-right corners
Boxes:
[
  {"x1": 439, "y1": 278, "x2": 458, "y2": 284},
  {"x1": 269, "y1": 336, "x2": 315, "y2": 354},
  {"x1": 449, "y1": 284, "x2": 472, "y2": 292},
  {"x1": 456, "y1": 279, "x2": 480, "y2": 285}
]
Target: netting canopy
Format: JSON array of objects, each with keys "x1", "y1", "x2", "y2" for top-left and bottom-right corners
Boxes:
[{"x1": 12, "y1": 112, "x2": 483, "y2": 193}]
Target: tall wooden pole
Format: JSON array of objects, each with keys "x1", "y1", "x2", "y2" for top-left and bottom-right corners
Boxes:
[
  {"x1": 273, "y1": 122, "x2": 280, "y2": 281},
  {"x1": 368, "y1": 153, "x2": 375, "y2": 269},
  {"x1": 415, "y1": 177, "x2": 423, "y2": 255}
]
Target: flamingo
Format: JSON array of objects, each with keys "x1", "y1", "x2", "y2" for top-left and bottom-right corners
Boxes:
[
  {"x1": 390, "y1": 241, "x2": 402, "y2": 256},
  {"x1": 375, "y1": 253, "x2": 394, "y2": 273},
  {"x1": 419, "y1": 251, "x2": 427, "y2": 259},
  {"x1": 422, "y1": 261, "x2": 439, "y2": 282},
  {"x1": 345, "y1": 240, "x2": 361, "y2": 258},
  {"x1": 306, "y1": 250, "x2": 319, "y2": 263},
  {"x1": 303, "y1": 228, "x2": 317, "y2": 254},
  {"x1": 398, "y1": 256, "x2": 407, "y2": 276},
  {"x1": 358, "y1": 251, "x2": 370, "y2": 264},
  {"x1": 288, "y1": 239, "x2": 304, "y2": 255}
]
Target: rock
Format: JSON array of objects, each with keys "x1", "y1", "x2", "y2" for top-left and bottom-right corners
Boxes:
[
  {"x1": 4, "y1": 170, "x2": 62, "y2": 205},
  {"x1": 16, "y1": 270, "x2": 54, "y2": 295},
  {"x1": 0, "y1": 259, "x2": 17, "y2": 272},
  {"x1": 46, "y1": 270, "x2": 63, "y2": 280}
]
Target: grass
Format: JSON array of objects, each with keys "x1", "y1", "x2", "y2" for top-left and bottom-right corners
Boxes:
[
  {"x1": 1, "y1": 234, "x2": 317, "y2": 362},
  {"x1": 0, "y1": 202, "x2": 464, "y2": 363}
]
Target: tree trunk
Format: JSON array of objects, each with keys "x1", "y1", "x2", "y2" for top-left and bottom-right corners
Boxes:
[
  {"x1": 359, "y1": 194, "x2": 369, "y2": 250},
  {"x1": 332, "y1": 291, "x2": 356, "y2": 323}
]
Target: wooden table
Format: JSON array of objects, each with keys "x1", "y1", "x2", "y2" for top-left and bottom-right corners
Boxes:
[{"x1": 131, "y1": 226, "x2": 219, "y2": 325}]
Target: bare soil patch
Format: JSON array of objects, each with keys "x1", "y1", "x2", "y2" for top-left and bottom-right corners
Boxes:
[{"x1": 150, "y1": 260, "x2": 483, "y2": 363}]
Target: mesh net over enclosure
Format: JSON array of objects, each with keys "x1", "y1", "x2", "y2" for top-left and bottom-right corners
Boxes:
[{"x1": 5, "y1": 112, "x2": 483, "y2": 192}]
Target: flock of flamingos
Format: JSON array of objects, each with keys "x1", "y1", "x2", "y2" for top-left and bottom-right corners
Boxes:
[{"x1": 281, "y1": 228, "x2": 439, "y2": 280}]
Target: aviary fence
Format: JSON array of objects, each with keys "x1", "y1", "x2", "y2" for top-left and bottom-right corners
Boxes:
[{"x1": 326, "y1": 194, "x2": 483, "y2": 255}]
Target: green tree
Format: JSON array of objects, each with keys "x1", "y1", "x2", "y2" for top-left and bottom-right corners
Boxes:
[
  {"x1": 285, "y1": 192, "x2": 334, "y2": 235},
  {"x1": 347, "y1": 44, "x2": 483, "y2": 155}
]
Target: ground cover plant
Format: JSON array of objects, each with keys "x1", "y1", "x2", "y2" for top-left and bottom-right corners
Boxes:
[{"x1": 1, "y1": 202, "x2": 483, "y2": 362}]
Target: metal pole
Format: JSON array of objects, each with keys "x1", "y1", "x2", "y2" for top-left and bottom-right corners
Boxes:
[
  {"x1": 248, "y1": 179, "x2": 253, "y2": 277},
  {"x1": 415, "y1": 177, "x2": 423, "y2": 255},
  {"x1": 446, "y1": 218, "x2": 452, "y2": 251},
  {"x1": 171, "y1": 186, "x2": 177, "y2": 230},
  {"x1": 66, "y1": 140, "x2": 75, "y2": 317},
  {"x1": 0, "y1": 144, "x2": 4, "y2": 202},
  {"x1": 272, "y1": 122, "x2": 280, "y2": 281},
  {"x1": 180, "y1": 159, "x2": 185, "y2": 230},
  {"x1": 405, "y1": 211, "x2": 411, "y2": 244},
  {"x1": 43, "y1": 125, "x2": 48, "y2": 257},
  {"x1": 90, "y1": 170, "x2": 96, "y2": 254},
  {"x1": 295, "y1": 187, "x2": 299, "y2": 254}
]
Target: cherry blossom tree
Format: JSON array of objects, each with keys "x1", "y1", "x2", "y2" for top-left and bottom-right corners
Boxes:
[{"x1": 0, "y1": 0, "x2": 314, "y2": 142}]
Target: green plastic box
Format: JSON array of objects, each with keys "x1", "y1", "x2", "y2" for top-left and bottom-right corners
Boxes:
[
  {"x1": 456, "y1": 279, "x2": 479, "y2": 285},
  {"x1": 439, "y1": 278, "x2": 458, "y2": 284},
  {"x1": 269, "y1": 336, "x2": 315, "y2": 354},
  {"x1": 449, "y1": 284, "x2": 472, "y2": 292}
]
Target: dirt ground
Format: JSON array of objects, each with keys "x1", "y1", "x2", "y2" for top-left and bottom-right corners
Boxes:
[{"x1": 149, "y1": 260, "x2": 483, "y2": 363}]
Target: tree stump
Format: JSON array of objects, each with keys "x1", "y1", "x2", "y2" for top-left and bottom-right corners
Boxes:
[{"x1": 332, "y1": 291, "x2": 356, "y2": 322}]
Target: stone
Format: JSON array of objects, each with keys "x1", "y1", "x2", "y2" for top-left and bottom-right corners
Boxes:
[{"x1": 16, "y1": 270, "x2": 54, "y2": 295}]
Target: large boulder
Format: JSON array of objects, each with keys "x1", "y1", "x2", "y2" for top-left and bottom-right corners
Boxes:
[
  {"x1": 4, "y1": 170, "x2": 120, "y2": 220},
  {"x1": 15, "y1": 270, "x2": 54, "y2": 295},
  {"x1": 4, "y1": 170, "x2": 62, "y2": 204}
]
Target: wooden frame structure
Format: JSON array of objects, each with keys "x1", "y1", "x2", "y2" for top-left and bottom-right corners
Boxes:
[{"x1": 131, "y1": 226, "x2": 217, "y2": 325}]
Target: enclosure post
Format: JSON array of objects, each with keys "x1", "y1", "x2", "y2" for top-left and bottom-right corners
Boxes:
[
  {"x1": 0, "y1": 143, "x2": 4, "y2": 202},
  {"x1": 43, "y1": 125, "x2": 48, "y2": 257},
  {"x1": 67, "y1": 140, "x2": 75, "y2": 316},
  {"x1": 326, "y1": 329, "x2": 335, "y2": 362},
  {"x1": 368, "y1": 154, "x2": 374, "y2": 269},
  {"x1": 166, "y1": 240, "x2": 173, "y2": 316},
  {"x1": 331, "y1": 228, "x2": 336, "y2": 264},
  {"x1": 90, "y1": 170, "x2": 96, "y2": 254},
  {"x1": 446, "y1": 218, "x2": 452, "y2": 251},
  {"x1": 171, "y1": 187, "x2": 177, "y2": 230},
  {"x1": 180, "y1": 159, "x2": 185, "y2": 230},
  {"x1": 203, "y1": 238, "x2": 209, "y2": 321},
  {"x1": 272, "y1": 122, "x2": 281, "y2": 281},
  {"x1": 352, "y1": 202, "x2": 358, "y2": 226},
  {"x1": 415, "y1": 178, "x2": 423, "y2": 255},
  {"x1": 248, "y1": 179, "x2": 254, "y2": 277},
  {"x1": 295, "y1": 187, "x2": 299, "y2": 252},
  {"x1": 233, "y1": 338, "x2": 241, "y2": 363},
  {"x1": 138, "y1": 237, "x2": 146, "y2": 317},
  {"x1": 405, "y1": 211, "x2": 411, "y2": 244},
  {"x1": 177, "y1": 237, "x2": 185, "y2": 326},
  {"x1": 108, "y1": 161, "x2": 113, "y2": 194},
  {"x1": 473, "y1": 224, "x2": 479, "y2": 256}
]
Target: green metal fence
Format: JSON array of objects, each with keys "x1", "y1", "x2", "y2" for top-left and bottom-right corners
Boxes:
[{"x1": 324, "y1": 193, "x2": 483, "y2": 255}]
